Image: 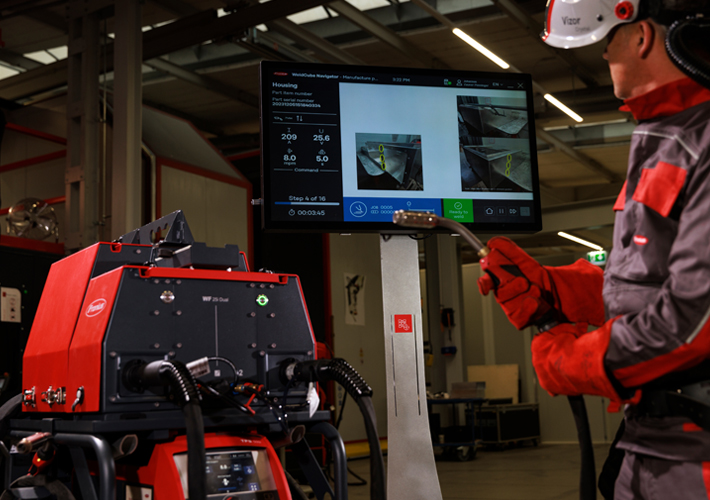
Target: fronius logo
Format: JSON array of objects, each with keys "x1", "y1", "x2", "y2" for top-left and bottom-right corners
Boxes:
[{"x1": 86, "y1": 299, "x2": 107, "y2": 317}]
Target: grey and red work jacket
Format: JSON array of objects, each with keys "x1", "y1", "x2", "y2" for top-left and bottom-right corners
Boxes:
[{"x1": 602, "y1": 77, "x2": 710, "y2": 461}]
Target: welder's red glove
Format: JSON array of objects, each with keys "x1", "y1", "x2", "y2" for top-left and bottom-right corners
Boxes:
[
  {"x1": 478, "y1": 237, "x2": 605, "y2": 329},
  {"x1": 477, "y1": 238, "x2": 553, "y2": 329},
  {"x1": 531, "y1": 319, "x2": 631, "y2": 401}
]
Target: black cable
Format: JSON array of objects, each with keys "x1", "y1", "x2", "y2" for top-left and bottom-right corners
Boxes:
[
  {"x1": 325, "y1": 390, "x2": 369, "y2": 487},
  {"x1": 207, "y1": 356, "x2": 239, "y2": 383},
  {"x1": 568, "y1": 395, "x2": 596, "y2": 500},
  {"x1": 325, "y1": 457, "x2": 368, "y2": 487},
  {"x1": 346, "y1": 465, "x2": 368, "y2": 486},
  {"x1": 285, "y1": 358, "x2": 386, "y2": 499},
  {"x1": 125, "y1": 360, "x2": 206, "y2": 500},
  {"x1": 158, "y1": 361, "x2": 207, "y2": 500},
  {"x1": 408, "y1": 233, "x2": 433, "y2": 241},
  {"x1": 356, "y1": 396, "x2": 386, "y2": 500},
  {"x1": 335, "y1": 391, "x2": 348, "y2": 430},
  {"x1": 183, "y1": 401, "x2": 206, "y2": 500},
  {"x1": 531, "y1": 315, "x2": 594, "y2": 500},
  {"x1": 199, "y1": 384, "x2": 252, "y2": 414}
]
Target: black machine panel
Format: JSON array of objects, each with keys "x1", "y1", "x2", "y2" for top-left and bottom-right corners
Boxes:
[{"x1": 101, "y1": 269, "x2": 315, "y2": 414}]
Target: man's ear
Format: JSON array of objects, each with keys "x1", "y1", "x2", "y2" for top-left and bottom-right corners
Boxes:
[{"x1": 637, "y1": 20, "x2": 656, "y2": 58}]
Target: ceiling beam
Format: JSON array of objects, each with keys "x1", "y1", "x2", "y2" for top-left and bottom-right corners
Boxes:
[
  {"x1": 142, "y1": 0, "x2": 333, "y2": 60},
  {"x1": 0, "y1": 49, "x2": 43, "y2": 71},
  {"x1": 247, "y1": 29, "x2": 321, "y2": 63},
  {"x1": 0, "y1": 1, "x2": 333, "y2": 101},
  {"x1": 23, "y1": 8, "x2": 67, "y2": 32},
  {"x1": 327, "y1": 0, "x2": 450, "y2": 69},
  {"x1": 488, "y1": 0, "x2": 600, "y2": 88},
  {"x1": 0, "y1": 59, "x2": 69, "y2": 101},
  {"x1": 266, "y1": 18, "x2": 366, "y2": 65},
  {"x1": 535, "y1": 127, "x2": 622, "y2": 183},
  {"x1": 148, "y1": 0, "x2": 200, "y2": 17},
  {"x1": 143, "y1": 57, "x2": 259, "y2": 108}
]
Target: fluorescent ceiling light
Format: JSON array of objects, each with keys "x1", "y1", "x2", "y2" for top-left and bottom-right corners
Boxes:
[
  {"x1": 557, "y1": 232, "x2": 603, "y2": 251},
  {"x1": 544, "y1": 93, "x2": 583, "y2": 123},
  {"x1": 452, "y1": 28, "x2": 509, "y2": 69},
  {"x1": 0, "y1": 65, "x2": 20, "y2": 81},
  {"x1": 24, "y1": 46, "x2": 67, "y2": 64}
]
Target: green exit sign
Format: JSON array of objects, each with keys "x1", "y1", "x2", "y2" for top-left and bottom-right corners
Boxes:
[{"x1": 586, "y1": 250, "x2": 608, "y2": 266}]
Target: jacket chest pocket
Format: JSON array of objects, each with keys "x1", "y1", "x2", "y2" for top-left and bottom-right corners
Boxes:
[
  {"x1": 631, "y1": 161, "x2": 687, "y2": 217},
  {"x1": 611, "y1": 162, "x2": 686, "y2": 282}
]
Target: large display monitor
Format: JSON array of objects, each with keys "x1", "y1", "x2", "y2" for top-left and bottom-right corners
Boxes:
[{"x1": 259, "y1": 61, "x2": 542, "y2": 233}]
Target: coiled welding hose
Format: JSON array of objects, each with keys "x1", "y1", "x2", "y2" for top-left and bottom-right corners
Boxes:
[
  {"x1": 123, "y1": 360, "x2": 206, "y2": 500},
  {"x1": 666, "y1": 15, "x2": 710, "y2": 89},
  {"x1": 283, "y1": 358, "x2": 386, "y2": 500}
]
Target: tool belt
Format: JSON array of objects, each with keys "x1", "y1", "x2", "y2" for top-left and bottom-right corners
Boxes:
[{"x1": 635, "y1": 360, "x2": 710, "y2": 431}]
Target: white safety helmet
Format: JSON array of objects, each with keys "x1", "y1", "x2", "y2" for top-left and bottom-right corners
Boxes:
[{"x1": 542, "y1": 0, "x2": 642, "y2": 48}]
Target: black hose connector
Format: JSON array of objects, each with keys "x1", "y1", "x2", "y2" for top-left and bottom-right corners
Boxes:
[
  {"x1": 283, "y1": 358, "x2": 373, "y2": 399},
  {"x1": 123, "y1": 359, "x2": 202, "y2": 407}
]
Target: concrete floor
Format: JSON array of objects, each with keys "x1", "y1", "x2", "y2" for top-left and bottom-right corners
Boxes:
[{"x1": 342, "y1": 443, "x2": 612, "y2": 500}]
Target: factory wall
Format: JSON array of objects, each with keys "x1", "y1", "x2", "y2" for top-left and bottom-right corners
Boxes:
[
  {"x1": 0, "y1": 105, "x2": 67, "y2": 241},
  {"x1": 159, "y1": 165, "x2": 249, "y2": 254},
  {"x1": 328, "y1": 233, "x2": 388, "y2": 443},
  {"x1": 0, "y1": 101, "x2": 251, "y2": 255}
]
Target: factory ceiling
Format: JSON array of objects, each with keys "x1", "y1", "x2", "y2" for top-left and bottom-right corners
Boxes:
[{"x1": 0, "y1": 0, "x2": 631, "y2": 258}]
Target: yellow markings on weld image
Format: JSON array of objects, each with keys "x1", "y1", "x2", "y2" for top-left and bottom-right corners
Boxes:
[
  {"x1": 379, "y1": 144, "x2": 387, "y2": 171},
  {"x1": 505, "y1": 154, "x2": 512, "y2": 177}
]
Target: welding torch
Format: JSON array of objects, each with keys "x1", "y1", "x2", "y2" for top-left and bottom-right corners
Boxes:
[{"x1": 392, "y1": 210, "x2": 490, "y2": 258}]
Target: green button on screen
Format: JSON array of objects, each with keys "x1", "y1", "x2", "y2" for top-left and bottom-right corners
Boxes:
[{"x1": 443, "y1": 199, "x2": 474, "y2": 222}]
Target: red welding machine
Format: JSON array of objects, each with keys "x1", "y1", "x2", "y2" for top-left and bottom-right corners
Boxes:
[{"x1": 1, "y1": 211, "x2": 384, "y2": 500}]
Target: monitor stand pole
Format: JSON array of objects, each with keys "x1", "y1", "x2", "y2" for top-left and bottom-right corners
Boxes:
[{"x1": 380, "y1": 235, "x2": 443, "y2": 500}]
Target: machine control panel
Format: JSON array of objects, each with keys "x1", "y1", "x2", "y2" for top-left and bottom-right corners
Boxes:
[{"x1": 174, "y1": 448, "x2": 280, "y2": 500}]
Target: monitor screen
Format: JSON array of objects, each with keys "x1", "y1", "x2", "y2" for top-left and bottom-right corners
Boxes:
[{"x1": 259, "y1": 61, "x2": 542, "y2": 233}]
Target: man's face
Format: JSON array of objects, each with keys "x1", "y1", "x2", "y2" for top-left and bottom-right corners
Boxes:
[{"x1": 602, "y1": 23, "x2": 637, "y2": 100}]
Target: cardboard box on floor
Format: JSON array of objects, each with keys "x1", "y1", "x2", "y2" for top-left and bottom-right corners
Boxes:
[{"x1": 466, "y1": 364, "x2": 519, "y2": 404}]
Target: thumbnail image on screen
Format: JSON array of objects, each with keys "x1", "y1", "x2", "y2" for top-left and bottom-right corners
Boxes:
[
  {"x1": 457, "y1": 96, "x2": 532, "y2": 193},
  {"x1": 355, "y1": 133, "x2": 423, "y2": 191}
]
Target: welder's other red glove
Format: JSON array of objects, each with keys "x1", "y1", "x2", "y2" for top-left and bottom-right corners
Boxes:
[
  {"x1": 532, "y1": 319, "x2": 624, "y2": 400},
  {"x1": 546, "y1": 260, "x2": 606, "y2": 327},
  {"x1": 477, "y1": 237, "x2": 606, "y2": 329}
]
